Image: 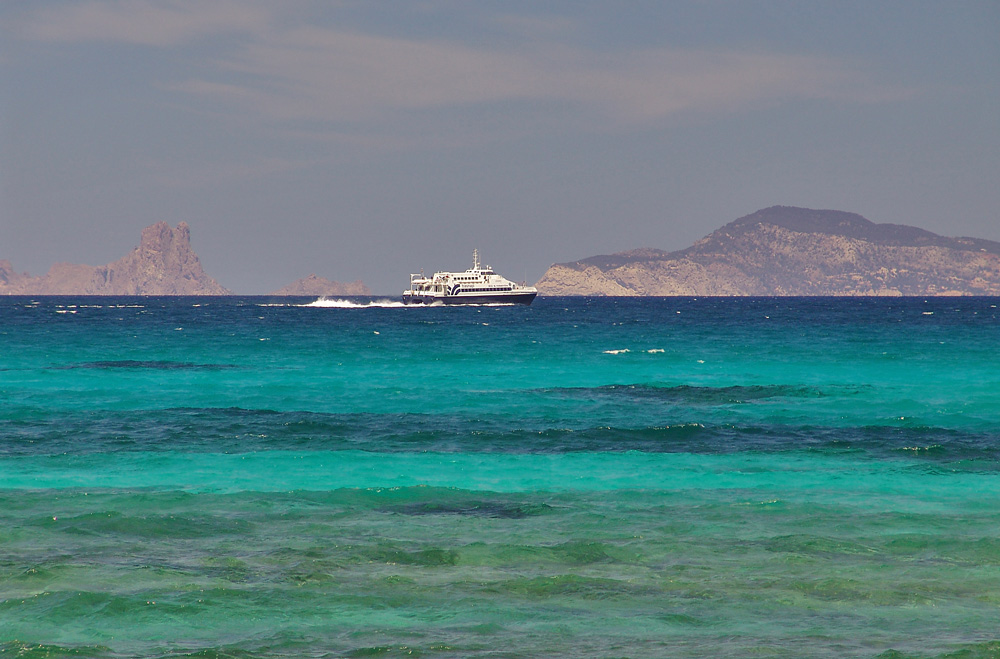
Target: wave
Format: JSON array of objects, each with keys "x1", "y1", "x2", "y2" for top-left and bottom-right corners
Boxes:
[{"x1": 602, "y1": 348, "x2": 666, "y2": 354}]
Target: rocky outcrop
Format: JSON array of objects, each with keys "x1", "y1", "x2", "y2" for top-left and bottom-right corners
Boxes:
[
  {"x1": 0, "y1": 260, "x2": 28, "y2": 289},
  {"x1": 0, "y1": 222, "x2": 230, "y2": 295},
  {"x1": 270, "y1": 274, "x2": 370, "y2": 296},
  {"x1": 536, "y1": 207, "x2": 1000, "y2": 296}
]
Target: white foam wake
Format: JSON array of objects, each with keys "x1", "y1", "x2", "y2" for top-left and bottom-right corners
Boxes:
[
  {"x1": 261, "y1": 297, "x2": 516, "y2": 309},
  {"x1": 303, "y1": 297, "x2": 411, "y2": 309}
]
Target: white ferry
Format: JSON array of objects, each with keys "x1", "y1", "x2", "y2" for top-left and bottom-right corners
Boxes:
[{"x1": 403, "y1": 250, "x2": 538, "y2": 305}]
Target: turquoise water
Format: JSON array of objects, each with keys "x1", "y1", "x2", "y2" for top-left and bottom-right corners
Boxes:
[{"x1": 1, "y1": 296, "x2": 999, "y2": 658}]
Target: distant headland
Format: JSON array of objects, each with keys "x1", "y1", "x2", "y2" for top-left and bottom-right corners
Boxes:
[
  {"x1": 0, "y1": 222, "x2": 369, "y2": 296},
  {"x1": 536, "y1": 206, "x2": 1000, "y2": 296},
  {"x1": 270, "y1": 274, "x2": 370, "y2": 297},
  {"x1": 5, "y1": 207, "x2": 999, "y2": 296}
]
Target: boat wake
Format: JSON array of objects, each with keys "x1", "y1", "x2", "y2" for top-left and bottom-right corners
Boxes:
[{"x1": 303, "y1": 298, "x2": 413, "y2": 309}]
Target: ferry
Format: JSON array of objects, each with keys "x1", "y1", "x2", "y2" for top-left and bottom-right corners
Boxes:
[{"x1": 403, "y1": 250, "x2": 537, "y2": 305}]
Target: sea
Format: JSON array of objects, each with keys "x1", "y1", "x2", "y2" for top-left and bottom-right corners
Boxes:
[{"x1": 1, "y1": 295, "x2": 999, "y2": 659}]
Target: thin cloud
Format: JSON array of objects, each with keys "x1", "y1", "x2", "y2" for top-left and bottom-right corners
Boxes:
[
  {"x1": 17, "y1": 2, "x2": 909, "y2": 130},
  {"x1": 183, "y1": 28, "x2": 905, "y2": 126},
  {"x1": 16, "y1": 0, "x2": 271, "y2": 46}
]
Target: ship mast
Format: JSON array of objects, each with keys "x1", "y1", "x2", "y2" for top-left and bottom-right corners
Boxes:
[{"x1": 473, "y1": 248, "x2": 480, "y2": 271}]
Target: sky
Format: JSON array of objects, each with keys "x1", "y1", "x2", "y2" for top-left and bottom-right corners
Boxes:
[{"x1": 2, "y1": 1, "x2": 998, "y2": 294}]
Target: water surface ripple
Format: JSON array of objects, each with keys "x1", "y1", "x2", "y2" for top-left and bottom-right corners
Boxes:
[{"x1": 2, "y1": 296, "x2": 998, "y2": 658}]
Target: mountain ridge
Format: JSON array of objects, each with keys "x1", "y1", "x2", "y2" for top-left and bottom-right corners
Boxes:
[{"x1": 537, "y1": 206, "x2": 1000, "y2": 296}]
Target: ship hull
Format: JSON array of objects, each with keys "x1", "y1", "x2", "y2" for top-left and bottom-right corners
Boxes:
[{"x1": 404, "y1": 292, "x2": 537, "y2": 305}]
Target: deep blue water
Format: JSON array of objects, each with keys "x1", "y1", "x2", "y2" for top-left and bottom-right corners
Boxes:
[{"x1": 1, "y1": 296, "x2": 999, "y2": 658}]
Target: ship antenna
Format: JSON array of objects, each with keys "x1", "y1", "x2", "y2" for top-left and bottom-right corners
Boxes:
[{"x1": 473, "y1": 248, "x2": 480, "y2": 270}]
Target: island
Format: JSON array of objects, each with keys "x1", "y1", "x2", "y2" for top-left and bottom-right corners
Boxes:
[
  {"x1": 535, "y1": 206, "x2": 1000, "y2": 296},
  {"x1": 1, "y1": 222, "x2": 370, "y2": 296}
]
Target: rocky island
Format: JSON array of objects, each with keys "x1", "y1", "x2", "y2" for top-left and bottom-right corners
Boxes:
[
  {"x1": 1, "y1": 222, "x2": 371, "y2": 296},
  {"x1": 536, "y1": 206, "x2": 1000, "y2": 296},
  {"x1": 269, "y1": 275, "x2": 370, "y2": 296},
  {"x1": 0, "y1": 222, "x2": 230, "y2": 295}
]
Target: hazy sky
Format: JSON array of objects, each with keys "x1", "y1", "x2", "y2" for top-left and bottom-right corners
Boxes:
[{"x1": 2, "y1": 1, "x2": 998, "y2": 293}]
